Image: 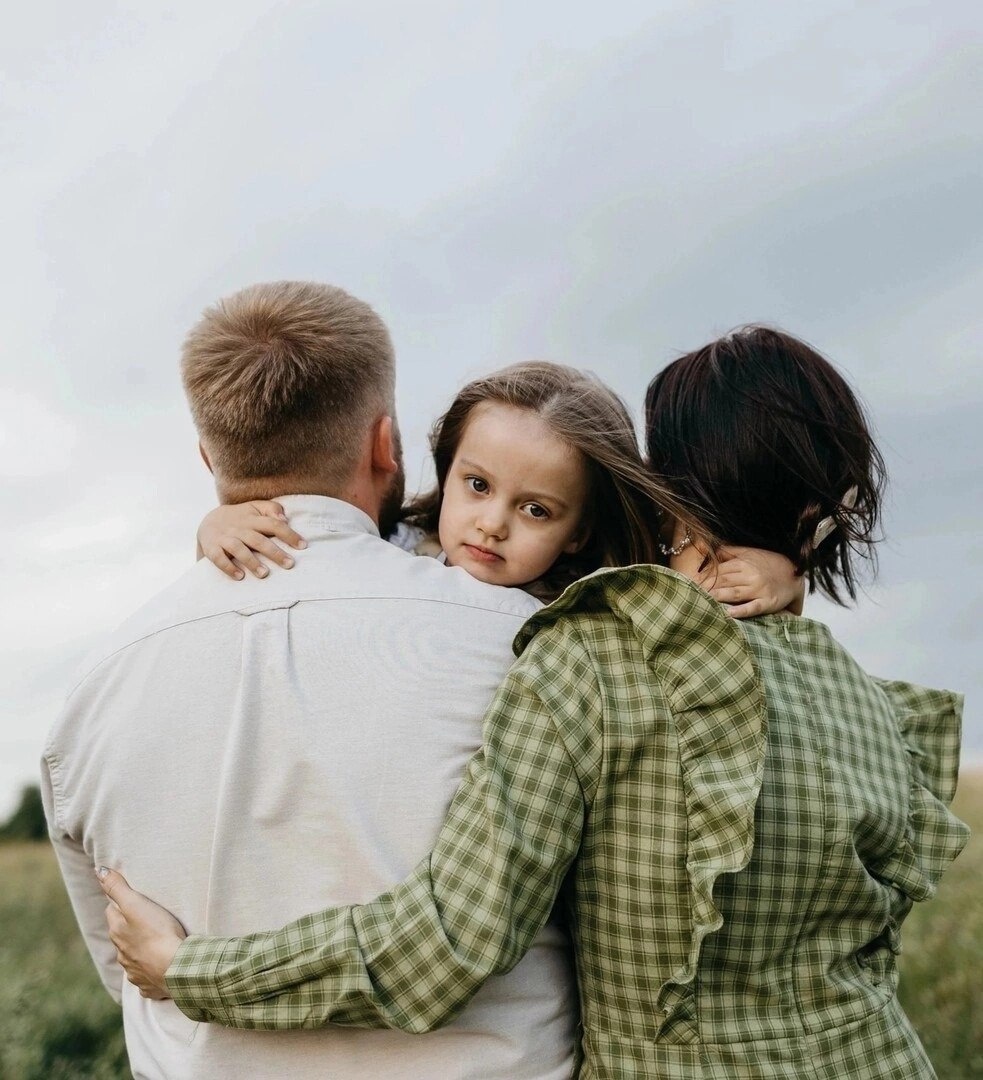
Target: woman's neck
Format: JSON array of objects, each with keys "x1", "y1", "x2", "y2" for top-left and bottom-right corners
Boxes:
[{"x1": 667, "y1": 521, "x2": 706, "y2": 581}]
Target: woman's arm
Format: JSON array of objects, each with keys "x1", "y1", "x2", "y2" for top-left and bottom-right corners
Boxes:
[{"x1": 102, "y1": 640, "x2": 590, "y2": 1030}]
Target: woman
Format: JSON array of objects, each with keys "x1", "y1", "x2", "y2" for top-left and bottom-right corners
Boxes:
[
  {"x1": 641, "y1": 327, "x2": 969, "y2": 1077},
  {"x1": 103, "y1": 327, "x2": 968, "y2": 1078}
]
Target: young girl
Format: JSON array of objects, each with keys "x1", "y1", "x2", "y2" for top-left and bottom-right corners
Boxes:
[{"x1": 196, "y1": 360, "x2": 801, "y2": 614}]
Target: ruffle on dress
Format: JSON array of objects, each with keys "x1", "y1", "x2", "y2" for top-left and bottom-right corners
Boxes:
[
  {"x1": 516, "y1": 564, "x2": 769, "y2": 1022},
  {"x1": 868, "y1": 678, "x2": 970, "y2": 901}
]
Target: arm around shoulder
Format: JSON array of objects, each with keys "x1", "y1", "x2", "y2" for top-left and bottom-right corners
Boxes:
[{"x1": 166, "y1": 637, "x2": 590, "y2": 1031}]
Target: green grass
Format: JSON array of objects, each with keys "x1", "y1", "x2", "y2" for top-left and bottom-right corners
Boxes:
[
  {"x1": 899, "y1": 768, "x2": 983, "y2": 1079},
  {"x1": 0, "y1": 843, "x2": 128, "y2": 1079},
  {"x1": 1, "y1": 772, "x2": 979, "y2": 1078}
]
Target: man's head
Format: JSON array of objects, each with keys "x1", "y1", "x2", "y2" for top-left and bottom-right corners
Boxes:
[{"x1": 182, "y1": 281, "x2": 403, "y2": 520}]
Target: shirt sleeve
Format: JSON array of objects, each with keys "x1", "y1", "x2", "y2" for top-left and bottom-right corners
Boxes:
[
  {"x1": 41, "y1": 755, "x2": 124, "y2": 1004},
  {"x1": 166, "y1": 629, "x2": 592, "y2": 1031}
]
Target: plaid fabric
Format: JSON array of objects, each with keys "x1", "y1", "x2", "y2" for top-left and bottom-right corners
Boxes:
[{"x1": 167, "y1": 566, "x2": 968, "y2": 1078}]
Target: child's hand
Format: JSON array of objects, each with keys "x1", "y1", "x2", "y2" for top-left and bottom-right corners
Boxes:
[
  {"x1": 698, "y1": 546, "x2": 804, "y2": 619},
  {"x1": 197, "y1": 501, "x2": 306, "y2": 580}
]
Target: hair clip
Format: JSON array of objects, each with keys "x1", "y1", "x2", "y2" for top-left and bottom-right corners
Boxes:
[{"x1": 812, "y1": 486, "x2": 858, "y2": 550}]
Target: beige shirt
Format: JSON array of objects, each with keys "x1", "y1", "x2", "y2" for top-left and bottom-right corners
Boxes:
[{"x1": 42, "y1": 495, "x2": 577, "y2": 1080}]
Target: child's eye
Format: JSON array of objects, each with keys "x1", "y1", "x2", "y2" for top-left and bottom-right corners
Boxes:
[
  {"x1": 522, "y1": 503, "x2": 550, "y2": 520},
  {"x1": 466, "y1": 476, "x2": 489, "y2": 494}
]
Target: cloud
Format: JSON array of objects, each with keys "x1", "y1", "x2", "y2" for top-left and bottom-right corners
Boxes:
[
  {"x1": 0, "y1": 392, "x2": 77, "y2": 478},
  {"x1": 3, "y1": 1, "x2": 981, "y2": 814},
  {"x1": 38, "y1": 515, "x2": 132, "y2": 553}
]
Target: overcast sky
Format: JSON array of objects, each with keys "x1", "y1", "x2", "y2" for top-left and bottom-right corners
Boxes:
[{"x1": 3, "y1": 1, "x2": 981, "y2": 814}]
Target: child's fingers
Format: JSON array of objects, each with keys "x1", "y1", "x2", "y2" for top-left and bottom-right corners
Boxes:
[
  {"x1": 695, "y1": 565, "x2": 725, "y2": 588},
  {"x1": 241, "y1": 531, "x2": 296, "y2": 569},
  {"x1": 206, "y1": 548, "x2": 245, "y2": 581},
  {"x1": 712, "y1": 569, "x2": 767, "y2": 590},
  {"x1": 224, "y1": 539, "x2": 270, "y2": 579},
  {"x1": 249, "y1": 519, "x2": 307, "y2": 549},
  {"x1": 249, "y1": 500, "x2": 288, "y2": 521},
  {"x1": 698, "y1": 560, "x2": 756, "y2": 587},
  {"x1": 707, "y1": 558, "x2": 754, "y2": 579},
  {"x1": 708, "y1": 584, "x2": 755, "y2": 605},
  {"x1": 724, "y1": 599, "x2": 768, "y2": 619}
]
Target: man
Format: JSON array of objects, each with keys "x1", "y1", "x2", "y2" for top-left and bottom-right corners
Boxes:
[{"x1": 42, "y1": 281, "x2": 577, "y2": 1079}]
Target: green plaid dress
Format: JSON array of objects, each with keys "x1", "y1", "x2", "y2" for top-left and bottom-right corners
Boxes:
[{"x1": 167, "y1": 566, "x2": 968, "y2": 1078}]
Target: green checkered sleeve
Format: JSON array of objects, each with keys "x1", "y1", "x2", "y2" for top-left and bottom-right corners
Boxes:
[{"x1": 166, "y1": 630, "x2": 590, "y2": 1031}]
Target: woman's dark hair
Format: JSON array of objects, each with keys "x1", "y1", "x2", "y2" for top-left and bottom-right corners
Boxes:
[
  {"x1": 404, "y1": 361, "x2": 683, "y2": 601},
  {"x1": 644, "y1": 326, "x2": 886, "y2": 605}
]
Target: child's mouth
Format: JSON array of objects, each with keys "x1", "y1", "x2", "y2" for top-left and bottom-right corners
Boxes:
[{"x1": 463, "y1": 544, "x2": 503, "y2": 563}]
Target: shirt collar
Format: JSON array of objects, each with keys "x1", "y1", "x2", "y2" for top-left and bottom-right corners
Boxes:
[{"x1": 273, "y1": 495, "x2": 381, "y2": 541}]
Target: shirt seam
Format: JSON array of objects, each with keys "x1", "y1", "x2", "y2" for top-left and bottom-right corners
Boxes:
[
  {"x1": 41, "y1": 749, "x2": 68, "y2": 836},
  {"x1": 64, "y1": 594, "x2": 538, "y2": 699}
]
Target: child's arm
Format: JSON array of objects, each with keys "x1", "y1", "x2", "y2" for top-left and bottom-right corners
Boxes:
[
  {"x1": 198, "y1": 501, "x2": 306, "y2": 580},
  {"x1": 698, "y1": 546, "x2": 804, "y2": 619}
]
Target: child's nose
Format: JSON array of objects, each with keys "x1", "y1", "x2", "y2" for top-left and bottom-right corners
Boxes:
[{"x1": 476, "y1": 505, "x2": 508, "y2": 539}]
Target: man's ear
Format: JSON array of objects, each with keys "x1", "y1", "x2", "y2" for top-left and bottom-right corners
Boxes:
[
  {"x1": 370, "y1": 415, "x2": 399, "y2": 476},
  {"x1": 198, "y1": 441, "x2": 214, "y2": 475}
]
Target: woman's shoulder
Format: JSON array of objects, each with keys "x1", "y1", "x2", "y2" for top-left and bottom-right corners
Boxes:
[
  {"x1": 514, "y1": 565, "x2": 760, "y2": 707},
  {"x1": 515, "y1": 564, "x2": 733, "y2": 652},
  {"x1": 511, "y1": 562, "x2": 767, "y2": 804}
]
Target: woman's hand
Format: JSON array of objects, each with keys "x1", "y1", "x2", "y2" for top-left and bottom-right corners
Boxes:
[
  {"x1": 97, "y1": 867, "x2": 187, "y2": 999},
  {"x1": 198, "y1": 501, "x2": 307, "y2": 580},
  {"x1": 699, "y1": 546, "x2": 805, "y2": 618}
]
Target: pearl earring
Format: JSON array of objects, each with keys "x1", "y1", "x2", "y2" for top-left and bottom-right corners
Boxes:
[{"x1": 657, "y1": 531, "x2": 692, "y2": 558}]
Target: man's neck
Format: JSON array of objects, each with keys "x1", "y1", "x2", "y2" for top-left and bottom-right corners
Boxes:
[{"x1": 217, "y1": 478, "x2": 380, "y2": 527}]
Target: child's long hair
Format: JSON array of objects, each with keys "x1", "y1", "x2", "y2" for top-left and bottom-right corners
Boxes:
[
  {"x1": 404, "y1": 361, "x2": 683, "y2": 601},
  {"x1": 644, "y1": 326, "x2": 886, "y2": 605}
]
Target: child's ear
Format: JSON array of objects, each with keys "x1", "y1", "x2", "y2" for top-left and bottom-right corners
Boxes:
[{"x1": 563, "y1": 529, "x2": 590, "y2": 556}]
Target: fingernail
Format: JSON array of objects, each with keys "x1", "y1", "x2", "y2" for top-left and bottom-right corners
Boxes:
[
  {"x1": 257, "y1": 567, "x2": 268, "y2": 578},
  {"x1": 283, "y1": 558, "x2": 294, "y2": 568},
  {"x1": 97, "y1": 866, "x2": 109, "y2": 879},
  {"x1": 297, "y1": 540, "x2": 307, "y2": 549},
  {"x1": 235, "y1": 571, "x2": 244, "y2": 580}
]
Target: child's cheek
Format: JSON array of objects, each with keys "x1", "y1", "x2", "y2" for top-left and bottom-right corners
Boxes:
[{"x1": 436, "y1": 508, "x2": 452, "y2": 559}]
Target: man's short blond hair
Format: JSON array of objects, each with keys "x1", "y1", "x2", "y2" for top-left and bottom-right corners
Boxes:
[{"x1": 182, "y1": 281, "x2": 395, "y2": 490}]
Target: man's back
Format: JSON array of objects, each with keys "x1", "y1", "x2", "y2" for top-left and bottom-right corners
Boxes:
[{"x1": 43, "y1": 496, "x2": 576, "y2": 1080}]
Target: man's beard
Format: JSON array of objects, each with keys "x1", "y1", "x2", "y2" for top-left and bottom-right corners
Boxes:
[
  {"x1": 378, "y1": 462, "x2": 405, "y2": 538},
  {"x1": 378, "y1": 424, "x2": 406, "y2": 539}
]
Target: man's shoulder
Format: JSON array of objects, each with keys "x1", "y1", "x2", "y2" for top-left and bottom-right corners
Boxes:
[
  {"x1": 377, "y1": 539, "x2": 541, "y2": 620},
  {"x1": 65, "y1": 535, "x2": 541, "y2": 695}
]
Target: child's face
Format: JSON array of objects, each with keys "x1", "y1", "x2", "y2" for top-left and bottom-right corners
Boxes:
[{"x1": 438, "y1": 402, "x2": 590, "y2": 589}]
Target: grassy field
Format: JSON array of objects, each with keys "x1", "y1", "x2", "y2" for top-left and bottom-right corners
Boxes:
[
  {"x1": 897, "y1": 768, "x2": 983, "y2": 1078},
  {"x1": 1, "y1": 772, "x2": 980, "y2": 1079},
  {"x1": 0, "y1": 843, "x2": 127, "y2": 1079}
]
